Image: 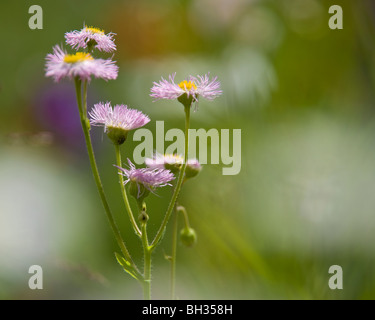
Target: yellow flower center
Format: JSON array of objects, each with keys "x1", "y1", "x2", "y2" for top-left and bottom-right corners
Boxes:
[
  {"x1": 178, "y1": 80, "x2": 197, "y2": 91},
  {"x1": 163, "y1": 154, "x2": 184, "y2": 164},
  {"x1": 63, "y1": 52, "x2": 94, "y2": 64},
  {"x1": 85, "y1": 26, "x2": 104, "y2": 34},
  {"x1": 170, "y1": 154, "x2": 184, "y2": 162}
]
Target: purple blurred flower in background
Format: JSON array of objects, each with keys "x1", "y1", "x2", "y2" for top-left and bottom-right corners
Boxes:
[
  {"x1": 150, "y1": 73, "x2": 222, "y2": 106},
  {"x1": 65, "y1": 26, "x2": 116, "y2": 53},
  {"x1": 34, "y1": 84, "x2": 84, "y2": 153},
  {"x1": 45, "y1": 45, "x2": 118, "y2": 82}
]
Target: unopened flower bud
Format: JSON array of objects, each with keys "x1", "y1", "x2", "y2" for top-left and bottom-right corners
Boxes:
[
  {"x1": 138, "y1": 211, "x2": 149, "y2": 224},
  {"x1": 180, "y1": 227, "x2": 197, "y2": 247},
  {"x1": 185, "y1": 159, "x2": 202, "y2": 179}
]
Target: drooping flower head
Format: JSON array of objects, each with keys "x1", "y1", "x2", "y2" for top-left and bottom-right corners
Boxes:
[
  {"x1": 89, "y1": 102, "x2": 150, "y2": 145},
  {"x1": 116, "y1": 159, "x2": 175, "y2": 199},
  {"x1": 45, "y1": 45, "x2": 118, "y2": 82},
  {"x1": 150, "y1": 73, "x2": 222, "y2": 108},
  {"x1": 65, "y1": 26, "x2": 116, "y2": 52},
  {"x1": 145, "y1": 153, "x2": 202, "y2": 178}
]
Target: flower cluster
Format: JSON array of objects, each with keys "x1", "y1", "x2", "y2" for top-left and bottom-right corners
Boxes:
[
  {"x1": 45, "y1": 26, "x2": 118, "y2": 82},
  {"x1": 44, "y1": 24, "x2": 222, "y2": 300},
  {"x1": 45, "y1": 45, "x2": 118, "y2": 82}
]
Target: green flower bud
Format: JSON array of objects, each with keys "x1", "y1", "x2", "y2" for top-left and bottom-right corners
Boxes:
[
  {"x1": 180, "y1": 227, "x2": 197, "y2": 247},
  {"x1": 184, "y1": 159, "x2": 202, "y2": 179},
  {"x1": 138, "y1": 211, "x2": 149, "y2": 224}
]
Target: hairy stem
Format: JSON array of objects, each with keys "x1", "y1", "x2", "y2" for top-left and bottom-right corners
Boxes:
[
  {"x1": 170, "y1": 205, "x2": 178, "y2": 300},
  {"x1": 74, "y1": 78, "x2": 140, "y2": 276},
  {"x1": 114, "y1": 144, "x2": 141, "y2": 237},
  {"x1": 150, "y1": 105, "x2": 190, "y2": 250},
  {"x1": 141, "y1": 221, "x2": 152, "y2": 300}
]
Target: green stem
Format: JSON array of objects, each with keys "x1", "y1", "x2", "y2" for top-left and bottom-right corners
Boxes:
[
  {"x1": 82, "y1": 80, "x2": 88, "y2": 116},
  {"x1": 74, "y1": 78, "x2": 139, "y2": 275},
  {"x1": 170, "y1": 205, "x2": 178, "y2": 300},
  {"x1": 114, "y1": 144, "x2": 141, "y2": 237},
  {"x1": 178, "y1": 205, "x2": 190, "y2": 229},
  {"x1": 141, "y1": 221, "x2": 152, "y2": 300},
  {"x1": 150, "y1": 105, "x2": 191, "y2": 250}
]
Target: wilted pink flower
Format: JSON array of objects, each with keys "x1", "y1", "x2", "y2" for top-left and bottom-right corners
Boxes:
[
  {"x1": 150, "y1": 73, "x2": 222, "y2": 106},
  {"x1": 45, "y1": 45, "x2": 118, "y2": 82},
  {"x1": 65, "y1": 26, "x2": 116, "y2": 52},
  {"x1": 116, "y1": 159, "x2": 175, "y2": 198}
]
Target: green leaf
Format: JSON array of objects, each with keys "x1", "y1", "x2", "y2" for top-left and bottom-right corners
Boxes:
[{"x1": 115, "y1": 252, "x2": 142, "y2": 282}]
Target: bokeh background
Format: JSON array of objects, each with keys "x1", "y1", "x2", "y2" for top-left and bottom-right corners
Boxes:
[{"x1": 1, "y1": 0, "x2": 375, "y2": 299}]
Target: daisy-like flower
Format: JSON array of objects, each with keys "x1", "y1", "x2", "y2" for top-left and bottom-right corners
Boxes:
[
  {"x1": 145, "y1": 153, "x2": 202, "y2": 178},
  {"x1": 116, "y1": 159, "x2": 175, "y2": 199},
  {"x1": 65, "y1": 26, "x2": 116, "y2": 52},
  {"x1": 145, "y1": 153, "x2": 184, "y2": 173},
  {"x1": 89, "y1": 102, "x2": 150, "y2": 145},
  {"x1": 45, "y1": 45, "x2": 118, "y2": 82},
  {"x1": 150, "y1": 73, "x2": 222, "y2": 107}
]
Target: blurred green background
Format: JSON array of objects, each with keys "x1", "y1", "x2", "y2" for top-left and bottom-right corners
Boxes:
[{"x1": 1, "y1": 0, "x2": 375, "y2": 299}]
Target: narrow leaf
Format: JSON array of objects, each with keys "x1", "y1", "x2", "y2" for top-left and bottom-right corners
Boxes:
[{"x1": 114, "y1": 252, "x2": 141, "y2": 281}]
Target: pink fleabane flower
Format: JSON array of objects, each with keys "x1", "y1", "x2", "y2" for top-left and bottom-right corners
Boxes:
[
  {"x1": 65, "y1": 26, "x2": 116, "y2": 52},
  {"x1": 45, "y1": 45, "x2": 118, "y2": 82},
  {"x1": 150, "y1": 73, "x2": 222, "y2": 107},
  {"x1": 145, "y1": 153, "x2": 202, "y2": 178},
  {"x1": 89, "y1": 102, "x2": 150, "y2": 132},
  {"x1": 116, "y1": 159, "x2": 175, "y2": 199},
  {"x1": 89, "y1": 102, "x2": 150, "y2": 145},
  {"x1": 145, "y1": 153, "x2": 184, "y2": 170}
]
